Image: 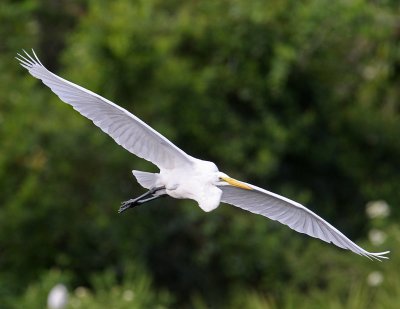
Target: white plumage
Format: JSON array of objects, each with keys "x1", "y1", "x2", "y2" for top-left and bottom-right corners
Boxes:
[{"x1": 17, "y1": 50, "x2": 389, "y2": 261}]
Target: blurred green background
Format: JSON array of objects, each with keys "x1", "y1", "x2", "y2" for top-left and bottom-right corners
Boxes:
[{"x1": 1, "y1": 0, "x2": 399, "y2": 308}]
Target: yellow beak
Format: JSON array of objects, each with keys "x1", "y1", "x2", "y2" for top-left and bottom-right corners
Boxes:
[{"x1": 220, "y1": 176, "x2": 253, "y2": 190}]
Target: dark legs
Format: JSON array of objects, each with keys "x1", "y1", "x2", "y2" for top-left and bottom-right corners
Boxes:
[{"x1": 119, "y1": 186, "x2": 166, "y2": 214}]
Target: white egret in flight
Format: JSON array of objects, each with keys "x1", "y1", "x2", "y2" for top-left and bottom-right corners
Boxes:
[{"x1": 17, "y1": 50, "x2": 389, "y2": 261}]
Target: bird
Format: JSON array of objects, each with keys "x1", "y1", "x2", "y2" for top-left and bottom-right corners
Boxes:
[{"x1": 17, "y1": 49, "x2": 389, "y2": 261}]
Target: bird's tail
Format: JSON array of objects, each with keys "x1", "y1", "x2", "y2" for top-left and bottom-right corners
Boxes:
[{"x1": 132, "y1": 170, "x2": 158, "y2": 189}]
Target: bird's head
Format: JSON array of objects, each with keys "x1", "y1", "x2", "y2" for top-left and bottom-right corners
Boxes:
[{"x1": 216, "y1": 172, "x2": 252, "y2": 190}]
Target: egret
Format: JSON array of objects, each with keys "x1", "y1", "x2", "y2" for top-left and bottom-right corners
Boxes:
[{"x1": 17, "y1": 50, "x2": 389, "y2": 261}]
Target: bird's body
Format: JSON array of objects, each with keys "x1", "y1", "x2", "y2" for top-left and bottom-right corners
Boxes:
[
  {"x1": 133, "y1": 158, "x2": 223, "y2": 211},
  {"x1": 158, "y1": 159, "x2": 223, "y2": 212},
  {"x1": 17, "y1": 50, "x2": 389, "y2": 261}
]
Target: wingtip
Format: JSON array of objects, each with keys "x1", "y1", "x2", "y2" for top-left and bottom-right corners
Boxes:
[
  {"x1": 31, "y1": 48, "x2": 43, "y2": 65},
  {"x1": 366, "y1": 250, "x2": 390, "y2": 262},
  {"x1": 16, "y1": 49, "x2": 42, "y2": 68}
]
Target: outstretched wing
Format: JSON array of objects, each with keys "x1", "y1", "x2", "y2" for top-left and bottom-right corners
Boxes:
[
  {"x1": 219, "y1": 182, "x2": 389, "y2": 260},
  {"x1": 16, "y1": 50, "x2": 194, "y2": 170}
]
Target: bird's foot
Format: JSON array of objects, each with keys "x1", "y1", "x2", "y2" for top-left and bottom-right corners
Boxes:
[
  {"x1": 118, "y1": 186, "x2": 166, "y2": 214},
  {"x1": 119, "y1": 199, "x2": 139, "y2": 213}
]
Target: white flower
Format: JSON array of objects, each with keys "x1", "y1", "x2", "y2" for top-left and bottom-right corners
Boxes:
[
  {"x1": 367, "y1": 271, "x2": 384, "y2": 287},
  {"x1": 123, "y1": 289, "x2": 135, "y2": 302},
  {"x1": 363, "y1": 65, "x2": 378, "y2": 80},
  {"x1": 47, "y1": 284, "x2": 68, "y2": 309},
  {"x1": 74, "y1": 286, "x2": 89, "y2": 298},
  {"x1": 368, "y1": 229, "x2": 387, "y2": 246},
  {"x1": 366, "y1": 200, "x2": 390, "y2": 219}
]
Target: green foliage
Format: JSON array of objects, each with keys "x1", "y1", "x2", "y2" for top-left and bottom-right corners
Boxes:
[
  {"x1": 11, "y1": 270, "x2": 71, "y2": 309},
  {"x1": 229, "y1": 222, "x2": 398, "y2": 309},
  {"x1": 1, "y1": 0, "x2": 399, "y2": 308},
  {"x1": 13, "y1": 268, "x2": 172, "y2": 309}
]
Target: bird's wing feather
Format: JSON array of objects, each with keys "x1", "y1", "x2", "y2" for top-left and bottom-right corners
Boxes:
[
  {"x1": 218, "y1": 182, "x2": 389, "y2": 260},
  {"x1": 16, "y1": 50, "x2": 194, "y2": 170}
]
